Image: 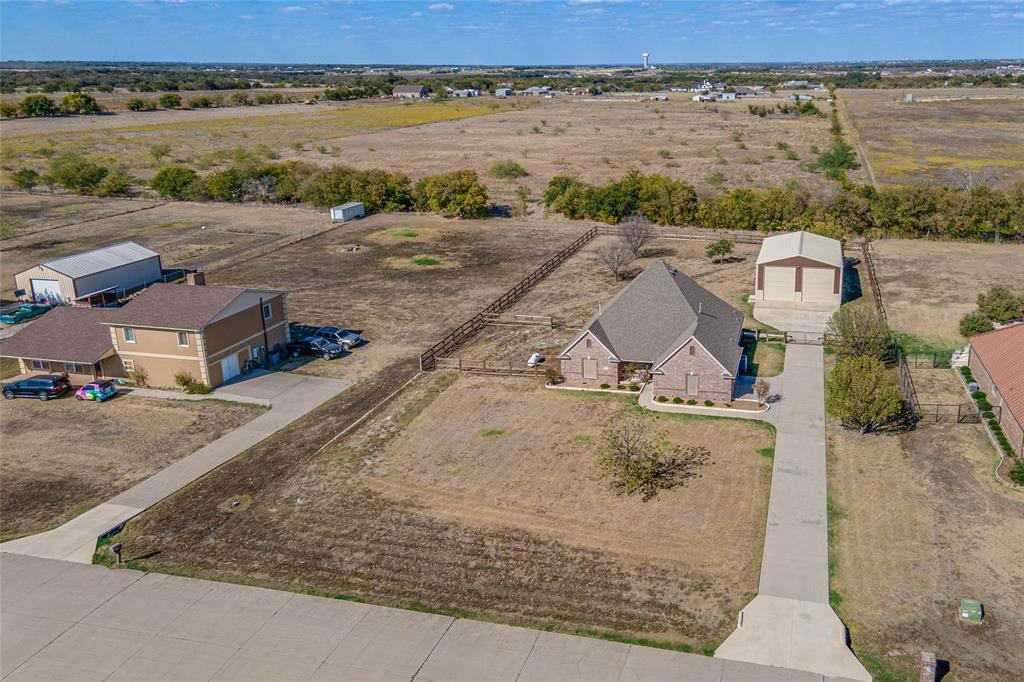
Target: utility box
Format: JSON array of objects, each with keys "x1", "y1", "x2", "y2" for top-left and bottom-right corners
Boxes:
[
  {"x1": 330, "y1": 202, "x2": 365, "y2": 223},
  {"x1": 960, "y1": 598, "x2": 984, "y2": 622},
  {"x1": 967, "y1": 381, "x2": 980, "y2": 393}
]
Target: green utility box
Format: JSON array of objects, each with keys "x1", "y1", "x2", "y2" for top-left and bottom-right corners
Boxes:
[{"x1": 960, "y1": 598, "x2": 984, "y2": 622}]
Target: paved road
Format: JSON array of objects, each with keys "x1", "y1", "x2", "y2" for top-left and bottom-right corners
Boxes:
[
  {"x1": 0, "y1": 372, "x2": 350, "y2": 564},
  {"x1": 0, "y1": 553, "x2": 857, "y2": 682}
]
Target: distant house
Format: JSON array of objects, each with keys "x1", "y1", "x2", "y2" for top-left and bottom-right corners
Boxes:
[
  {"x1": 13, "y1": 241, "x2": 163, "y2": 305},
  {"x1": 451, "y1": 89, "x2": 479, "y2": 98},
  {"x1": 755, "y1": 231, "x2": 843, "y2": 306},
  {"x1": 522, "y1": 86, "x2": 550, "y2": 96},
  {"x1": 789, "y1": 94, "x2": 814, "y2": 102},
  {"x1": 968, "y1": 324, "x2": 1024, "y2": 456},
  {"x1": 391, "y1": 85, "x2": 429, "y2": 99},
  {"x1": 1, "y1": 283, "x2": 289, "y2": 387},
  {"x1": 494, "y1": 87, "x2": 513, "y2": 97},
  {"x1": 781, "y1": 79, "x2": 810, "y2": 88},
  {"x1": 718, "y1": 92, "x2": 737, "y2": 101},
  {"x1": 558, "y1": 262, "x2": 744, "y2": 401},
  {"x1": 330, "y1": 202, "x2": 365, "y2": 222}
]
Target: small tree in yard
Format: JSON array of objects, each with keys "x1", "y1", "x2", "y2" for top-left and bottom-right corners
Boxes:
[
  {"x1": 959, "y1": 310, "x2": 994, "y2": 337},
  {"x1": 597, "y1": 241, "x2": 634, "y2": 280},
  {"x1": 825, "y1": 356, "x2": 903, "y2": 433},
  {"x1": 11, "y1": 168, "x2": 39, "y2": 192},
  {"x1": 706, "y1": 238, "x2": 734, "y2": 264},
  {"x1": 618, "y1": 215, "x2": 653, "y2": 257},
  {"x1": 513, "y1": 185, "x2": 530, "y2": 217},
  {"x1": 597, "y1": 412, "x2": 710, "y2": 501},
  {"x1": 754, "y1": 378, "x2": 770, "y2": 405},
  {"x1": 977, "y1": 286, "x2": 1024, "y2": 324},
  {"x1": 825, "y1": 300, "x2": 890, "y2": 360}
]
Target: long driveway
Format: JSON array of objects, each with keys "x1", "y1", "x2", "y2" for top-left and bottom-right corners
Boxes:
[
  {"x1": 0, "y1": 372, "x2": 350, "y2": 564},
  {"x1": 1, "y1": 553, "x2": 857, "y2": 682}
]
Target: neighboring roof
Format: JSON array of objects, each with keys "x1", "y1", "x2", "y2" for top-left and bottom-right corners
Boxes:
[
  {"x1": 108, "y1": 283, "x2": 284, "y2": 331},
  {"x1": 392, "y1": 84, "x2": 427, "y2": 93},
  {"x1": 561, "y1": 261, "x2": 745, "y2": 374},
  {"x1": 970, "y1": 324, "x2": 1024, "y2": 424},
  {"x1": 39, "y1": 242, "x2": 160, "y2": 279},
  {"x1": 0, "y1": 307, "x2": 118, "y2": 363},
  {"x1": 756, "y1": 231, "x2": 843, "y2": 268}
]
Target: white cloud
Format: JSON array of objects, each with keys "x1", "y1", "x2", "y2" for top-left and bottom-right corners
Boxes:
[
  {"x1": 835, "y1": 2, "x2": 858, "y2": 9},
  {"x1": 279, "y1": 5, "x2": 305, "y2": 12},
  {"x1": 239, "y1": 13, "x2": 253, "y2": 19},
  {"x1": 411, "y1": 10, "x2": 424, "y2": 15},
  {"x1": 569, "y1": 0, "x2": 629, "y2": 4},
  {"x1": 338, "y1": 23, "x2": 353, "y2": 29},
  {"x1": 429, "y1": 2, "x2": 455, "y2": 10}
]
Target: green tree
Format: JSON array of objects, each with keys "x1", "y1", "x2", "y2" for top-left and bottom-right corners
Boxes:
[
  {"x1": 127, "y1": 98, "x2": 155, "y2": 111},
  {"x1": 11, "y1": 168, "x2": 40, "y2": 192},
  {"x1": 200, "y1": 168, "x2": 245, "y2": 201},
  {"x1": 825, "y1": 356, "x2": 904, "y2": 433},
  {"x1": 825, "y1": 300, "x2": 891, "y2": 360},
  {"x1": 158, "y1": 93, "x2": 182, "y2": 109},
  {"x1": 413, "y1": 170, "x2": 488, "y2": 218},
  {"x1": 513, "y1": 185, "x2": 530, "y2": 217},
  {"x1": 976, "y1": 286, "x2": 1024, "y2": 324},
  {"x1": 150, "y1": 165, "x2": 199, "y2": 199},
  {"x1": 18, "y1": 94, "x2": 58, "y2": 117},
  {"x1": 59, "y1": 93, "x2": 103, "y2": 115},
  {"x1": 149, "y1": 143, "x2": 172, "y2": 165},
  {"x1": 706, "y1": 238, "x2": 734, "y2": 264},
  {"x1": 959, "y1": 310, "x2": 994, "y2": 338},
  {"x1": 45, "y1": 153, "x2": 108, "y2": 193}
]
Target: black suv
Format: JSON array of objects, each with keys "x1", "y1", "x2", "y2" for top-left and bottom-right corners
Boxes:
[
  {"x1": 2, "y1": 374, "x2": 72, "y2": 401},
  {"x1": 286, "y1": 336, "x2": 345, "y2": 360}
]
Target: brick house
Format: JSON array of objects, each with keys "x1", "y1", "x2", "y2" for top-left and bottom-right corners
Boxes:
[
  {"x1": 558, "y1": 261, "x2": 745, "y2": 401},
  {"x1": 1, "y1": 283, "x2": 289, "y2": 388},
  {"x1": 968, "y1": 324, "x2": 1024, "y2": 456}
]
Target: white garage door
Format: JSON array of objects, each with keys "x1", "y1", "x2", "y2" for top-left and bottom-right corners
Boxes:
[
  {"x1": 802, "y1": 267, "x2": 835, "y2": 303},
  {"x1": 220, "y1": 354, "x2": 240, "y2": 383},
  {"x1": 762, "y1": 266, "x2": 797, "y2": 301},
  {"x1": 30, "y1": 279, "x2": 62, "y2": 303}
]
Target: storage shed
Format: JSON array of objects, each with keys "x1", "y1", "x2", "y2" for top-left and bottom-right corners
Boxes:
[
  {"x1": 330, "y1": 202, "x2": 365, "y2": 222},
  {"x1": 13, "y1": 242, "x2": 163, "y2": 305},
  {"x1": 755, "y1": 231, "x2": 843, "y2": 306}
]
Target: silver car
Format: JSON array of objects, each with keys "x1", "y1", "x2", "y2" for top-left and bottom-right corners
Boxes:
[{"x1": 313, "y1": 326, "x2": 362, "y2": 350}]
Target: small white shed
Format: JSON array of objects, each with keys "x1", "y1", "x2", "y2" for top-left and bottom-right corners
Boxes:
[{"x1": 330, "y1": 202, "x2": 365, "y2": 222}]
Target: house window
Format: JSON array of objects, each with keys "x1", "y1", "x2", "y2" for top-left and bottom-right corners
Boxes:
[
  {"x1": 177, "y1": 331, "x2": 189, "y2": 347},
  {"x1": 585, "y1": 338, "x2": 592, "y2": 349},
  {"x1": 123, "y1": 327, "x2": 136, "y2": 343},
  {"x1": 66, "y1": 362, "x2": 86, "y2": 374},
  {"x1": 689, "y1": 346, "x2": 696, "y2": 356},
  {"x1": 262, "y1": 303, "x2": 272, "y2": 320},
  {"x1": 123, "y1": 359, "x2": 135, "y2": 372},
  {"x1": 30, "y1": 359, "x2": 47, "y2": 370}
]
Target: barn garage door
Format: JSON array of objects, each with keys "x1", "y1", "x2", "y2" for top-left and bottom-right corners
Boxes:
[
  {"x1": 802, "y1": 267, "x2": 835, "y2": 303},
  {"x1": 762, "y1": 266, "x2": 797, "y2": 301},
  {"x1": 30, "y1": 279, "x2": 62, "y2": 303}
]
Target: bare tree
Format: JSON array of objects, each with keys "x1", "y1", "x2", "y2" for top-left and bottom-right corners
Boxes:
[
  {"x1": 950, "y1": 167, "x2": 995, "y2": 193},
  {"x1": 597, "y1": 241, "x2": 634, "y2": 280},
  {"x1": 597, "y1": 412, "x2": 710, "y2": 501},
  {"x1": 754, "y1": 379, "x2": 771, "y2": 405},
  {"x1": 618, "y1": 215, "x2": 654, "y2": 257},
  {"x1": 242, "y1": 176, "x2": 277, "y2": 203}
]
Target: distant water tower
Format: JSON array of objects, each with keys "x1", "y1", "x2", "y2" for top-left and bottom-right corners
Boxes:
[{"x1": 642, "y1": 52, "x2": 650, "y2": 70}]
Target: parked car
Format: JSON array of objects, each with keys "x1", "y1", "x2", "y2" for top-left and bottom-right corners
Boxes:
[
  {"x1": 289, "y1": 322, "x2": 317, "y2": 339},
  {"x1": 0, "y1": 303, "x2": 53, "y2": 325},
  {"x1": 527, "y1": 352, "x2": 544, "y2": 367},
  {"x1": 313, "y1": 326, "x2": 362, "y2": 350},
  {"x1": 286, "y1": 336, "x2": 345, "y2": 360},
  {"x1": 75, "y1": 380, "x2": 118, "y2": 402},
  {"x1": 2, "y1": 374, "x2": 72, "y2": 401}
]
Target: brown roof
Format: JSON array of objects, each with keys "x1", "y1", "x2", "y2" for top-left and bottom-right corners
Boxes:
[
  {"x1": 392, "y1": 84, "x2": 427, "y2": 93},
  {"x1": 110, "y1": 283, "x2": 248, "y2": 331},
  {"x1": 971, "y1": 324, "x2": 1024, "y2": 425},
  {"x1": 0, "y1": 307, "x2": 118, "y2": 363}
]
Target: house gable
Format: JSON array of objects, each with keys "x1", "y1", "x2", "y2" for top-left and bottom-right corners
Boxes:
[{"x1": 652, "y1": 335, "x2": 733, "y2": 377}]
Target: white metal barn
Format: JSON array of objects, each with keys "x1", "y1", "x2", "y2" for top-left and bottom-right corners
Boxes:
[
  {"x1": 754, "y1": 231, "x2": 843, "y2": 306},
  {"x1": 330, "y1": 202, "x2": 365, "y2": 222},
  {"x1": 13, "y1": 241, "x2": 163, "y2": 304}
]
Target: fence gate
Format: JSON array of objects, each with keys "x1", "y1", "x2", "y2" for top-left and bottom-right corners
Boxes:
[{"x1": 784, "y1": 330, "x2": 825, "y2": 346}]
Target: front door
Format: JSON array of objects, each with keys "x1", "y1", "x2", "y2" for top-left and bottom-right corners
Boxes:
[
  {"x1": 221, "y1": 354, "x2": 240, "y2": 383},
  {"x1": 582, "y1": 358, "x2": 598, "y2": 380},
  {"x1": 686, "y1": 374, "x2": 699, "y2": 396}
]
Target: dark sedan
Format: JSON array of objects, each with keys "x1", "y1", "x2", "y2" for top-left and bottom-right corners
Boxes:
[{"x1": 2, "y1": 374, "x2": 72, "y2": 401}]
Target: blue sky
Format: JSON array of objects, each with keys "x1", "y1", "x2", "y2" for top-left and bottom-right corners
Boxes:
[{"x1": 2, "y1": 1, "x2": 1022, "y2": 65}]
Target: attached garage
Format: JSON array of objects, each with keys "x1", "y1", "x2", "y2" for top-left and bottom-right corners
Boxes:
[{"x1": 755, "y1": 231, "x2": 843, "y2": 306}]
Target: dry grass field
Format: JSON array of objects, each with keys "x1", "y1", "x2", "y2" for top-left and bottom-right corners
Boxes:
[
  {"x1": 0, "y1": 395, "x2": 261, "y2": 541},
  {"x1": 840, "y1": 88, "x2": 1024, "y2": 188},
  {"x1": 829, "y1": 388, "x2": 1024, "y2": 681},
  {"x1": 114, "y1": 372, "x2": 774, "y2": 649},
  {"x1": 871, "y1": 239, "x2": 1024, "y2": 352}
]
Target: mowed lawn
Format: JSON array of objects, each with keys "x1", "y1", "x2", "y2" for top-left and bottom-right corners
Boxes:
[{"x1": 0, "y1": 394, "x2": 262, "y2": 540}]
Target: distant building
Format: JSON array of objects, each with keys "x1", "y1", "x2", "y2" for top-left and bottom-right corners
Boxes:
[
  {"x1": 649, "y1": 95, "x2": 669, "y2": 101},
  {"x1": 789, "y1": 94, "x2": 814, "y2": 102},
  {"x1": 718, "y1": 92, "x2": 737, "y2": 101},
  {"x1": 781, "y1": 79, "x2": 810, "y2": 88},
  {"x1": 451, "y1": 89, "x2": 479, "y2": 98},
  {"x1": 642, "y1": 52, "x2": 650, "y2": 70},
  {"x1": 330, "y1": 202, "x2": 365, "y2": 222},
  {"x1": 13, "y1": 242, "x2": 163, "y2": 305},
  {"x1": 494, "y1": 87, "x2": 513, "y2": 97},
  {"x1": 391, "y1": 85, "x2": 429, "y2": 99},
  {"x1": 522, "y1": 86, "x2": 550, "y2": 96}
]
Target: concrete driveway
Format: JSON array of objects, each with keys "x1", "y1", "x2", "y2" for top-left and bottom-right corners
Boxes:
[
  {"x1": 0, "y1": 371, "x2": 351, "y2": 564},
  {"x1": 752, "y1": 301, "x2": 837, "y2": 334}
]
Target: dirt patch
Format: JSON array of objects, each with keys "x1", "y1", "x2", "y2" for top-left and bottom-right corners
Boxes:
[
  {"x1": 0, "y1": 395, "x2": 262, "y2": 540},
  {"x1": 384, "y1": 254, "x2": 460, "y2": 270},
  {"x1": 829, "y1": 419, "x2": 1024, "y2": 681}
]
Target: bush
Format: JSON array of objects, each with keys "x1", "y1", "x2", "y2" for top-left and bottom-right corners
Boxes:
[
  {"x1": 1010, "y1": 459, "x2": 1024, "y2": 486},
  {"x1": 59, "y1": 93, "x2": 103, "y2": 115},
  {"x1": 544, "y1": 367, "x2": 562, "y2": 385},
  {"x1": 158, "y1": 93, "x2": 182, "y2": 109},
  {"x1": 1, "y1": 102, "x2": 18, "y2": 118},
  {"x1": 150, "y1": 165, "x2": 200, "y2": 199},
  {"x1": 960, "y1": 366, "x2": 973, "y2": 378},
  {"x1": 187, "y1": 96, "x2": 217, "y2": 109},
  {"x1": 413, "y1": 170, "x2": 489, "y2": 218},
  {"x1": 600, "y1": 383, "x2": 610, "y2": 389},
  {"x1": 185, "y1": 382, "x2": 212, "y2": 394},
  {"x1": 127, "y1": 367, "x2": 149, "y2": 387},
  {"x1": 656, "y1": 395, "x2": 668, "y2": 403},
  {"x1": 971, "y1": 390, "x2": 986, "y2": 400},
  {"x1": 686, "y1": 399, "x2": 697, "y2": 405},
  {"x1": 977, "y1": 286, "x2": 1024, "y2": 324},
  {"x1": 127, "y1": 98, "x2": 156, "y2": 112},
  {"x1": 616, "y1": 384, "x2": 625, "y2": 390},
  {"x1": 44, "y1": 153, "x2": 108, "y2": 194},
  {"x1": 97, "y1": 169, "x2": 132, "y2": 197},
  {"x1": 672, "y1": 397, "x2": 684, "y2": 404},
  {"x1": 983, "y1": 411, "x2": 995, "y2": 419},
  {"x1": 487, "y1": 160, "x2": 529, "y2": 179},
  {"x1": 826, "y1": 355, "x2": 904, "y2": 432},
  {"x1": 629, "y1": 384, "x2": 640, "y2": 392},
  {"x1": 11, "y1": 168, "x2": 39, "y2": 191},
  {"x1": 300, "y1": 164, "x2": 412, "y2": 212},
  {"x1": 959, "y1": 310, "x2": 994, "y2": 337},
  {"x1": 704, "y1": 399, "x2": 714, "y2": 407},
  {"x1": 977, "y1": 398, "x2": 992, "y2": 411},
  {"x1": 19, "y1": 94, "x2": 58, "y2": 117},
  {"x1": 174, "y1": 371, "x2": 196, "y2": 389}
]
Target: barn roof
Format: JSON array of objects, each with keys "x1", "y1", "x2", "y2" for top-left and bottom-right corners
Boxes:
[
  {"x1": 970, "y1": 324, "x2": 1024, "y2": 426},
  {"x1": 756, "y1": 230, "x2": 842, "y2": 268},
  {"x1": 41, "y1": 241, "x2": 160, "y2": 280},
  {"x1": 561, "y1": 261, "x2": 744, "y2": 374}
]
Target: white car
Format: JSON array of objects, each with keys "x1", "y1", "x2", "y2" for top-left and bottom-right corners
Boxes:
[{"x1": 527, "y1": 352, "x2": 543, "y2": 367}]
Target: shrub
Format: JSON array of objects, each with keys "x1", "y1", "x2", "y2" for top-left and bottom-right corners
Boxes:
[
  {"x1": 544, "y1": 367, "x2": 562, "y2": 385},
  {"x1": 10, "y1": 168, "x2": 39, "y2": 191},
  {"x1": 672, "y1": 397, "x2": 684, "y2": 404},
  {"x1": 127, "y1": 98, "x2": 155, "y2": 112},
  {"x1": 971, "y1": 390, "x2": 986, "y2": 400},
  {"x1": 487, "y1": 160, "x2": 529, "y2": 179},
  {"x1": 185, "y1": 382, "x2": 212, "y2": 395},
  {"x1": 617, "y1": 384, "x2": 625, "y2": 390},
  {"x1": 686, "y1": 399, "x2": 697, "y2": 405},
  {"x1": 127, "y1": 367, "x2": 149, "y2": 387},
  {"x1": 19, "y1": 94, "x2": 58, "y2": 117},
  {"x1": 960, "y1": 366, "x2": 973, "y2": 377},
  {"x1": 704, "y1": 399, "x2": 714, "y2": 407},
  {"x1": 174, "y1": 371, "x2": 196, "y2": 390},
  {"x1": 413, "y1": 170, "x2": 488, "y2": 218},
  {"x1": 0, "y1": 102, "x2": 18, "y2": 118},
  {"x1": 959, "y1": 310, "x2": 994, "y2": 337},
  {"x1": 301, "y1": 164, "x2": 413, "y2": 212},
  {"x1": 1010, "y1": 459, "x2": 1024, "y2": 486},
  {"x1": 977, "y1": 398, "x2": 992, "y2": 411},
  {"x1": 59, "y1": 93, "x2": 103, "y2": 115},
  {"x1": 977, "y1": 286, "x2": 1024, "y2": 324},
  {"x1": 44, "y1": 153, "x2": 108, "y2": 193},
  {"x1": 600, "y1": 383, "x2": 611, "y2": 389},
  {"x1": 150, "y1": 165, "x2": 199, "y2": 200},
  {"x1": 629, "y1": 384, "x2": 640, "y2": 392},
  {"x1": 158, "y1": 93, "x2": 182, "y2": 109},
  {"x1": 826, "y1": 355, "x2": 904, "y2": 432},
  {"x1": 983, "y1": 411, "x2": 995, "y2": 419},
  {"x1": 656, "y1": 395, "x2": 668, "y2": 403},
  {"x1": 187, "y1": 96, "x2": 217, "y2": 108},
  {"x1": 97, "y1": 169, "x2": 132, "y2": 197}
]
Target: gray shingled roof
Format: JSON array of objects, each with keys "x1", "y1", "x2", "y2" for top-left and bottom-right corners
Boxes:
[
  {"x1": 43, "y1": 242, "x2": 160, "y2": 279},
  {"x1": 0, "y1": 307, "x2": 119, "y2": 363},
  {"x1": 563, "y1": 261, "x2": 745, "y2": 375}
]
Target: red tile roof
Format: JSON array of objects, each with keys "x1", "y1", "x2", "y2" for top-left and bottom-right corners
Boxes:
[{"x1": 970, "y1": 324, "x2": 1024, "y2": 425}]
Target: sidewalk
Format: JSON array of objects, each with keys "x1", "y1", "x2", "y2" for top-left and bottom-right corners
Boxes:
[
  {"x1": 0, "y1": 553, "x2": 858, "y2": 682},
  {"x1": 0, "y1": 372, "x2": 350, "y2": 564}
]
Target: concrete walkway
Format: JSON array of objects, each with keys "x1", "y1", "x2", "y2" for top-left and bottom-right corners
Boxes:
[
  {"x1": 0, "y1": 372, "x2": 350, "y2": 564},
  {"x1": 715, "y1": 345, "x2": 870, "y2": 681},
  {"x1": 0, "y1": 553, "x2": 859, "y2": 682}
]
